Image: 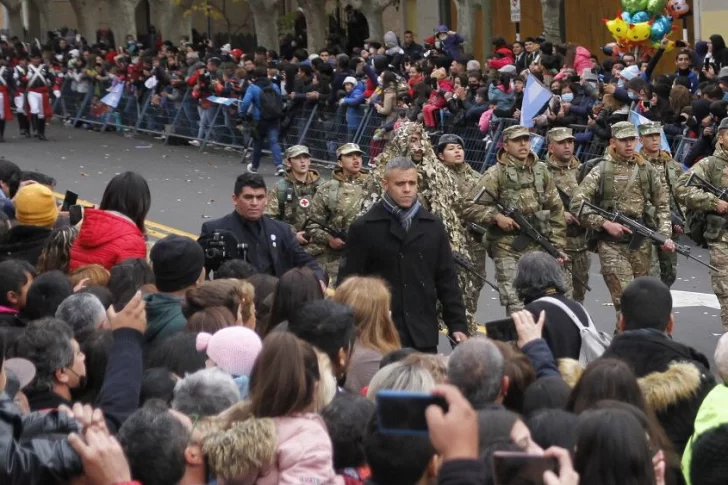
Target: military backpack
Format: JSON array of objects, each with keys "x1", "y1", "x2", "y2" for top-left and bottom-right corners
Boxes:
[{"x1": 276, "y1": 177, "x2": 324, "y2": 219}]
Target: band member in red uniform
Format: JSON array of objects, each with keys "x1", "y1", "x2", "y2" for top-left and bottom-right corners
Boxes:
[
  {"x1": 26, "y1": 48, "x2": 54, "y2": 141},
  {"x1": 0, "y1": 57, "x2": 13, "y2": 142},
  {"x1": 12, "y1": 53, "x2": 31, "y2": 138}
]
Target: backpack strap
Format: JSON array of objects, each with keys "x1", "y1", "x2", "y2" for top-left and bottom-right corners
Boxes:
[
  {"x1": 276, "y1": 179, "x2": 293, "y2": 220},
  {"x1": 599, "y1": 159, "x2": 614, "y2": 210},
  {"x1": 532, "y1": 162, "x2": 546, "y2": 206},
  {"x1": 328, "y1": 179, "x2": 340, "y2": 214},
  {"x1": 536, "y1": 296, "x2": 595, "y2": 331}
]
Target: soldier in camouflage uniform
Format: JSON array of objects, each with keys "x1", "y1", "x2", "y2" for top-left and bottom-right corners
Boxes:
[
  {"x1": 436, "y1": 134, "x2": 487, "y2": 334},
  {"x1": 308, "y1": 143, "x2": 379, "y2": 286},
  {"x1": 545, "y1": 127, "x2": 590, "y2": 304},
  {"x1": 678, "y1": 117, "x2": 728, "y2": 330},
  {"x1": 464, "y1": 125, "x2": 568, "y2": 315},
  {"x1": 374, "y1": 122, "x2": 480, "y2": 332},
  {"x1": 639, "y1": 122, "x2": 684, "y2": 287},
  {"x1": 265, "y1": 145, "x2": 326, "y2": 258},
  {"x1": 570, "y1": 121, "x2": 675, "y2": 320}
]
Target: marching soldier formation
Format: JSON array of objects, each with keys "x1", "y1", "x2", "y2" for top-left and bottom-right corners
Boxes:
[{"x1": 9, "y1": 48, "x2": 54, "y2": 141}]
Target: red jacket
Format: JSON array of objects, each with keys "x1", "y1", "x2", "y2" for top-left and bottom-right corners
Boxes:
[
  {"x1": 69, "y1": 209, "x2": 147, "y2": 271},
  {"x1": 487, "y1": 46, "x2": 515, "y2": 70}
]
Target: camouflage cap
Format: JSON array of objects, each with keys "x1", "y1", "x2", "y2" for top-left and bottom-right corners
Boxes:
[
  {"x1": 502, "y1": 125, "x2": 531, "y2": 141},
  {"x1": 547, "y1": 127, "x2": 575, "y2": 142},
  {"x1": 285, "y1": 145, "x2": 310, "y2": 159},
  {"x1": 719, "y1": 117, "x2": 728, "y2": 132},
  {"x1": 638, "y1": 122, "x2": 662, "y2": 136},
  {"x1": 337, "y1": 143, "x2": 365, "y2": 158},
  {"x1": 436, "y1": 133, "x2": 465, "y2": 153},
  {"x1": 611, "y1": 121, "x2": 638, "y2": 139}
]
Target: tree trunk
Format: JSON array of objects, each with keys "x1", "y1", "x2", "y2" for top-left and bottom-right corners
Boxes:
[
  {"x1": 454, "y1": 0, "x2": 479, "y2": 53},
  {"x1": 69, "y1": 0, "x2": 105, "y2": 41},
  {"x1": 109, "y1": 0, "x2": 141, "y2": 40},
  {"x1": 541, "y1": 0, "x2": 563, "y2": 43},
  {"x1": 0, "y1": 0, "x2": 23, "y2": 35},
  {"x1": 358, "y1": 0, "x2": 384, "y2": 43},
  {"x1": 149, "y1": 0, "x2": 191, "y2": 44},
  {"x1": 249, "y1": 0, "x2": 279, "y2": 50},
  {"x1": 31, "y1": 0, "x2": 50, "y2": 38},
  {"x1": 299, "y1": 0, "x2": 327, "y2": 53}
]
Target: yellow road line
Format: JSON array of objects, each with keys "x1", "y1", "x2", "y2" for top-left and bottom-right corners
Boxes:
[{"x1": 53, "y1": 192, "x2": 197, "y2": 239}]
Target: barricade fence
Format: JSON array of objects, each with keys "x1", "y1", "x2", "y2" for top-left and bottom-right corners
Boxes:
[{"x1": 47, "y1": 78, "x2": 697, "y2": 172}]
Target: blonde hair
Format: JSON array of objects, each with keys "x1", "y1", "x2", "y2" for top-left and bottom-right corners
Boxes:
[
  {"x1": 69, "y1": 264, "x2": 110, "y2": 288},
  {"x1": 366, "y1": 362, "x2": 435, "y2": 400},
  {"x1": 314, "y1": 349, "x2": 337, "y2": 412},
  {"x1": 402, "y1": 353, "x2": 448, "y2": 384},
  {"x1": 333, "y1": 276, "x2": 401, "y2": 354},
  {"x1": 185, "y1": 279, "x2": 254, "y2": 323}
]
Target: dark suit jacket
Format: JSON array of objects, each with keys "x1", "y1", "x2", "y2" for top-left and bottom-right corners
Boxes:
[
  {"x1": 338, "y1": 202, "x2": 468, "y2": 348},
  {"x1": 199, "y1": 212, "x2": 325, "y2": 282}
]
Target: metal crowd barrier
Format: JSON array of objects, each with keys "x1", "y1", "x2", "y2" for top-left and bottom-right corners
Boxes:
[{"x1": 49, "y1": 85, "x2": 699, "y2": 170}]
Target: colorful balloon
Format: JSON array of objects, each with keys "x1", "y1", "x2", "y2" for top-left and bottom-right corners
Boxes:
[
  {"x1": 666, "y1": 0, "x2": 690, "y2": 18},
  {"x1": 621, "y1": 11, "x2": 632, "y2": 22},
  {"x1": 631, "y1": 11, "x2": 650, "y2": 23},
  {"x1": 603, "y1": 15, "x2": 630, "y2": 41},
  {"x1": 621, "y1": 0, "x2": 648, "y2": 14},
  {"x1": 649, "y1": 15, "x2": 673, "y2": 42},
  {"x1": 647, "y1": 0, "x2": 668, "y2": 15},
  {"x1": 626, "y1": 21, "x2": 652, "y2": 43}
]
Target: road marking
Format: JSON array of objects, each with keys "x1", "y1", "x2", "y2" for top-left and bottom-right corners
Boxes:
[
  {"x1": 53, "y1": 192, "x2": 198, "y2": 239},
  {"x1": 671, "y1": 290, "x2": 721, "y2": 310}
]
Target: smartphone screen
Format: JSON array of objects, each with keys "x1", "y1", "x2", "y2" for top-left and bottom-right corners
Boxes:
[
  {"x1": 492, "y1": 452, "x2": 558, "y2": 485},
  {"x1": 376, "y1": 390, "x2": 448, "y2": 435},
  {"x1": 69, "y1": 205, "x2": 83, "y2": 226},
  {"x1": 61, "y1": 190, "x2": 78, "y2": 212}
]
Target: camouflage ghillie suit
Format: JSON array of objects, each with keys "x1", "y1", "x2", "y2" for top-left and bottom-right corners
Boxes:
[
  {"x1": 264, "y1": 168, "x2": 325, "y2": 257},
  {"x1": 308, "y1": 167, "x2": 379, "y2": 285},
  {"x1": 678, "y1": 141, "x2": 728, "y2": 330},
  {"x1": 570, "y1": 123, "x2": 671, "y2": 317},
  {"x1": 641, "y1": 144, "x2": 684, "y2": 288},
  {"x1": 545, "y1": 152, "x2": 590, "y2": 304},
  {"x1": 374, "y1": 122, "x2": 481, "y2": 333},
  {"x1": 464, "y1": 126, "x2": 567, "y2": 315}
]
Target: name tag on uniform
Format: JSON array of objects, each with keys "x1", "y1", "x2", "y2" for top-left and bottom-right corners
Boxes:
[{"x1": 614, "y1": 175, "x2": 629, "y2": 182}]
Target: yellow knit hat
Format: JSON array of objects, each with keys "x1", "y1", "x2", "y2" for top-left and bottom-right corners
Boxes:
[{"x1": 14, "y1": 184, "x2": 59, "y2": 227}]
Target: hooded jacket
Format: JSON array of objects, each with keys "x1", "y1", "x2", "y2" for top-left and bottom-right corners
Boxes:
[
  {"x1": 682, "y1": 383, "x2": 728, "y2": 485},
  {"x1": 203, "y1": 411, "x2": 343, "y2": 485},
  {"x1": 487, "y1": 46, "x2": 515, "y2": 70},
  {"x1": 239, "y1": 78, "x2": 282, "y2": 122},
  {"x1": 602, "y1": 329, "x2": 715, "y2": 453},
  {"x1": 383, "y1": 31, "x2": 404, "y2": 72},
  {"x1": 69, "y1": 209, "x2": 147, "y2": 271},
  {"x1": 143, "y1": 293, "x2": 186, "y2": 346},
  {"x1": 0, "y1": 225, "x2": 53, "y2": 267}
]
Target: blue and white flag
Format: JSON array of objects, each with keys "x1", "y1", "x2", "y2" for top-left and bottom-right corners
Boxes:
[
  {"x1": 101, "y1": 82, "x2": 124, "y2": 109},
  {"x1": 207, "y1": 96, "x2": 238, "y2": 106},
  {"x1": 520, "y1": 73, "x2": 552, "y2": 128},
  {"x1": 630, "y1": 110, "x2": 671, "y2": 154}
]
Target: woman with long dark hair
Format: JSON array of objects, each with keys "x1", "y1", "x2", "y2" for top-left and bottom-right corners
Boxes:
[{"x1": 70, "y1": 171, "x2": 151, "y2": 271}]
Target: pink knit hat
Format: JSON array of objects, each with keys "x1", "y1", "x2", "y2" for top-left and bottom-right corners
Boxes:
[{"x1": 196, "y1": 327, "x2": 263, "y2": 377}]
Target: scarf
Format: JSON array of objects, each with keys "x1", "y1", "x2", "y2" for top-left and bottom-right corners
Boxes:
[{"x1": 381, "y1": 191, "x2": 421, "y2": 232}]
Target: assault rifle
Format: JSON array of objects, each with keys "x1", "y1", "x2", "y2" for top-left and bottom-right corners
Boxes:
[
  {"x1": 473, "y1": 187, "x2": 591, "y2": 292},
  {"x1": 452, "y1": 252, "x2": 500, "y2": 294},
  {"x1": 685, "y1": 172, "x2": 728, "y2": 201},
  {"x1": 577, "y1": 200, "x2": 717, "y2": 271},
  {"x1": 301, "y1": 218, "x2": 348, "y2": 242}
]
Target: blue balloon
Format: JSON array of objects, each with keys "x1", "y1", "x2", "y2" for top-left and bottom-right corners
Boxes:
[
  {"x1": 621, "y1": 11, "x2": 632, "y2": 22},
  {"x1": 650, "y1": 15, "x2": 673, "y2": 42},
  {"x1": 631, "y1": 11, "x2": 650, "y2": 23}
]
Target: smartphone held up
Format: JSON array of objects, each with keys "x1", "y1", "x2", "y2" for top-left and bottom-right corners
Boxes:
[{"x1": 375, "y1": 390, "x2": 448, "y2": 436}]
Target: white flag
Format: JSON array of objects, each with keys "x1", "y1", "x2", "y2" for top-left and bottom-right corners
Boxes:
[
  {"x1": 520, "y1": 73, "x2": 552, "y2": 128},
  {"x1": 101, "y1": 82, "x2": 124, "y2": 108}
]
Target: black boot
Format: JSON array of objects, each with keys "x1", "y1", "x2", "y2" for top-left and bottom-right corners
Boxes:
[
  {"x1": 0, "y1": 120, "x2": 5, "y2": 142},
  {"x1": 30, "y1": 114, "x2": 38, "y2": 138},
  {"x1": 17, "y1": 114, "x2": 29, "y2": 137},
  {"x1": 36, "y1": 117, "x2": 47, "y2": 141}
]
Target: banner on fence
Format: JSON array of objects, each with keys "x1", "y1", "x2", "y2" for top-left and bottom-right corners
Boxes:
[
  {"x1": 101, "y1": 82, "x2": 124, "y2": 108},
  {"x1": 520, "y1": 74, "x2": 551, "y2": 128},
  {"x1": 630, "y1": 110, "x2": 671, "y2": 154}
]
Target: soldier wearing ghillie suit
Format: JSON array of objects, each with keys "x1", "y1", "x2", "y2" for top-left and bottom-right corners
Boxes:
[
  {"x1": 571, "y1": 122, "x2": 674, "y2": 323},
  {"x1": 678, "y1": 117, "x2": 728, "y2": 330},
  {"x1": 373, "y1": 122, "x2": 480, "y2": 334},
  {"x1": 309, "y1": 143, "x2": 379, "y2": 287},
  {"x1": 545, "y1": 127, "x2": 590, "y2": 304},
  {"x1": 639, "y1": 122, "x2": 685, "y2": 288},
  {"x1": 464, "y1": 125, "x2": 567, "y2": 315}
]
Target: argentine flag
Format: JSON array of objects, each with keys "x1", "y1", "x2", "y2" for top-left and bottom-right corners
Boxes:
[
  {"x1": 101, "y1": 82, "x2": 124, "y2": 109},
  {"x1": 630, "y1": 110, "x2": 671, "y2": 155},
  {"x1": 520, "y1": 73, "x2": 552, "y2": 128}
]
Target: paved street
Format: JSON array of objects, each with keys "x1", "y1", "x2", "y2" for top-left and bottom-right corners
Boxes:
[{"x1": 2, "y1": 120, "x2": 724, "y2": 366}]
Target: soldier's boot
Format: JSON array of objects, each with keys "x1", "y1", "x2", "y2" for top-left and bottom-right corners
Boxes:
[
  {"x1": 0, "y1": 120, "x2": 5, "y2": 142},
  {"x1": 17, "y1": 114, "x2": 29, "y2": 137},
  {"x1": 30, "y1": 114, "x2": 38, "y2": 138},
  {"x1": 36, "y1": 117, "x2": 47, "y2": 141}
]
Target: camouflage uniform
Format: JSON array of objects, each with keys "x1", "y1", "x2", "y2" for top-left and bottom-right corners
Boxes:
[
  {"x1": 545, "y1": 127, "x2": 590, "y2": 304},
  {"x1": 265, "y1": 145, "x2": 326, "y2": 257},
  {"x1": 309, "y1": 143, "x2": 380, "y2": 285},
  {"x1": 464, "y1": 125, "x2": 567, "y2": 315},
  {"x1": 677, "y1": 135, "x2": 728, "y2": 330},
  {"x1": 570, "y1": 122, "x2": 671, "y2": 315},
  {"x1": 639, "y1": 123, "x2": 684, "y2": 288},
  {"x1": 374, "y1": 123, "x2": 481, "y2": 333}
]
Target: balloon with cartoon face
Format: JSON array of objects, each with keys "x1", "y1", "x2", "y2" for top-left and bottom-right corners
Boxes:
[
  {"x1": 626, "y1": 21, "x2": 652, "y2": 43},
  {"x1": 603, "y1": 15, "x2": 630, "y2": 41},
  {"x1": 666, "y1": 0, "x2": 690, "y2": 18}
]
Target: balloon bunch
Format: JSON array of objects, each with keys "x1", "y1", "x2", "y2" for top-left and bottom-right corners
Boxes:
[{"x1": 602, "y1": 0, "x2": 689, "y2": 56}]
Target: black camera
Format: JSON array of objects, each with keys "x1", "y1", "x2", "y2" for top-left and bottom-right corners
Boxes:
[{"x1": 198, "y1": 229, "x2": 248, "y2": 271}]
